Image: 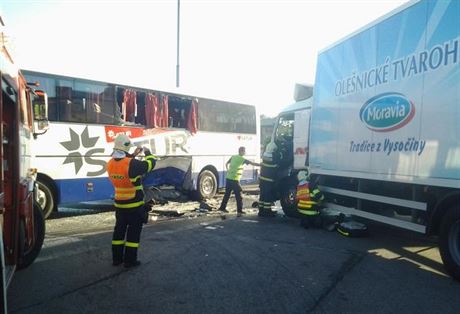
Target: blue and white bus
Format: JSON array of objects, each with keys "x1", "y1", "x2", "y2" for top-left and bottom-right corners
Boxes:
[{"x1": 23, "y1": 70, "x2": 260, "y2": 218}]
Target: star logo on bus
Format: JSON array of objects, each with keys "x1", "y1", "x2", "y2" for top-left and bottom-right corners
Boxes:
[{"x1": 60, "y1": 127, "x2": 99, "y2": 174}]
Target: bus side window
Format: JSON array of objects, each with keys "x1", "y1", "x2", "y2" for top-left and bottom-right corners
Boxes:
[
  {"x1": 116, "y1": 88, "x2": 124, "y2": 123},
  {"x1": 170, "y1": 107, "x2": 184, "y2": 128},
  {"x1": 168, "y1": 96, "x2": 190, "y2": 128},
  {"x1": 83, "y1": 86, "x2": 110, "y2": 124},
  {"x1": 118, "y1": 88, "x2": 138, "y2": 125},
  {"x1": 135, "y1": 92, "x2": 146, "y2": 126},
  {"x1": 57, "y1": 85, "x2": 74, "y2": 122}
]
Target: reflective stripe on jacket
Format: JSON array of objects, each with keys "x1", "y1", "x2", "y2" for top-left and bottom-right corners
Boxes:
[
  {"x1": 296, "y1": 182, "x2": 323, "y2": 216},
  {"x1": 260, "y1": 160, "x2": 277, "y2": 182}
]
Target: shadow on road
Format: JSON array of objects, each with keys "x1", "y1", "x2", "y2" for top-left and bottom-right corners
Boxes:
[
  {"x1": 48, "y1": 201, "x2": 114, "y2": 219},
  {"x1": 8, "y1": 213, "x2": 460, "y2": 314}
]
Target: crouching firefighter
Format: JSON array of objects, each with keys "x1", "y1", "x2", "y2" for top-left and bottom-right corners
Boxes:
[
  {"x1": 107, "y1": 134, "x2": 157, "y2": 268},
  {"x1": 258, "y1": 142, "x2": 280, "y2": 217},
  {"x1": 296, "y1": 169, "x2": 324, "y2": 229}
]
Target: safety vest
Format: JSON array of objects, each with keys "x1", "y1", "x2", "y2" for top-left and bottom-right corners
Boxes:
[
  {"x1": 296, "y1": 182, "x2": 321, "y2": 216},
  {"x1": 226, "y1": 155, "x2": 245, "y2": 181},
  {"x1": 107, "y1": 157, "x2": 144, "y2": 208}
]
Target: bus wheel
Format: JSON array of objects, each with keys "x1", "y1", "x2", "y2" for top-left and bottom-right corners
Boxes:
[
  {"x1": 37, "y1": 178, "x2": 56, "y2": 219},
  {"x1": 18, "y1": 202, "x2": 46, "y2": 270},
  {"x1": 439, "y1": 204, "x2": 460, "y2": 281},
  {"x1": 280, "y1": 184, "x2": 300, "y2": 218},
  {"x1": 197, "y1": 170, "x2": 217, "y2": 200}
]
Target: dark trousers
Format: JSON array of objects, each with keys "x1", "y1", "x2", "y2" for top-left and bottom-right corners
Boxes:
[
  {"x1": 219, "y1": 179, "x2": 243, "y2": 212},
  {"x1": 259, "y1": 180, "x2": 274, "y2": 212},
  {"x1": 112, "y1": 206, "x2": 144, "y2": 263},
  {"x1": 299, "y1": 208, "x2": 321, "y2": 229}
]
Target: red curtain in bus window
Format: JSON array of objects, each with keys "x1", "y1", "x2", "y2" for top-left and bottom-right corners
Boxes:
[
  {"x1": 187, "y1": 98, "x2": 198, "y2": 134},
  {"x1": 160, "y1": 95, "x2": 169, "y2": 127},
  {"x1": 145, "y1": 93, "x2": 159, "y2": 128},
  {"x1": 123, "y1": 89, "x2": 136, "y2": 122}
]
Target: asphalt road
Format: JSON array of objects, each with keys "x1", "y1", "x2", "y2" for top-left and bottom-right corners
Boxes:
[{"x1": 7, "y1": 194, "x2": 460, "y2": 314}]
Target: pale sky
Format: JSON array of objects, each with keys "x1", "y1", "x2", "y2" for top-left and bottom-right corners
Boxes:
[{"x1": 1, "y1": 0, "x2": 408, "y2": 117}]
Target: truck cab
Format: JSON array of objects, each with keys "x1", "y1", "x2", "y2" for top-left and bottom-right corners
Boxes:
[
  {"x1": 1, "y1": 14, "x2": 48, "y2": 311},
  {"x1": 269, "y1": 97, "x2": 313, "y2": 217}
]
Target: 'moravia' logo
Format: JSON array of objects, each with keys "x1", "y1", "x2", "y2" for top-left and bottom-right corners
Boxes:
[
  {"x1": 60, "y1": 127, "x2": 106, "y2": 176},
  {"x1": 359, "y1": 92, "x2": 415, "y2": 132}
]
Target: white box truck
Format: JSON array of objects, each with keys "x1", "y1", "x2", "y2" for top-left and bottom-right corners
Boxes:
[{"x1": 269, "y1": 0, "x2": 460, "y2": 280}]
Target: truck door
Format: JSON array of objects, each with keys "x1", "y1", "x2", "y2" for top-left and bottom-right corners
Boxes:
[{"x1": 293, "y1": 109, "x2": 311, "y2": 170}]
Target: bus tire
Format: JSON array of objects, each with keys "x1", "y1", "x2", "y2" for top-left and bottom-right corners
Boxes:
[
  {"x1": 18, "y1": 202, "x2": 46, "y2": 270},
  {"x1": 280, "y1": 184, "x2": 300, "y2": 218},
  {"x1": 196, "y1": 170, "x2": 218, "y2": 200},
  {"x1": 37, "y1": 177, "x2": 57, "y2": 219},
  {"x1": 439, "y1": 204, "x2": 460, "y2": 281}
]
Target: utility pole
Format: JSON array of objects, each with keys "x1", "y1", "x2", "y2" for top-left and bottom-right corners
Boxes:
[{"x1": 176, "y1": 0, "x2": 180, "y2": 88}]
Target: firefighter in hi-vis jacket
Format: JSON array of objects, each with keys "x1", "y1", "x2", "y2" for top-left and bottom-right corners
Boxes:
[
  {"x1": 107, "y1": 134, "x2": 157, "y2": 268},
  {"x1": 296, "y1": 169, "x2": 324, "y2": 229}
]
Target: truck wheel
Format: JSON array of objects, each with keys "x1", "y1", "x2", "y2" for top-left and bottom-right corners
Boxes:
[
  {"x1": 18, "y1": 203, "x2": 46, "y2": 270},
  {"x1": 37, "y1": 178, "x2": 56, "y2": 219},
  {"x1": 196, "y1": 170, "x2": 217, "y2": 200},
  {"x1": 280, "y1": 185, "x2": 300, "y2": 218},
  {"x1": 439, "y1": 204, "x2": 460, "y2": 281}
]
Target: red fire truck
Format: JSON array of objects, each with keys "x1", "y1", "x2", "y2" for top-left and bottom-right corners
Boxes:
[{"x1": 0, "y1": 15, "x2": 48, "y2": 312}]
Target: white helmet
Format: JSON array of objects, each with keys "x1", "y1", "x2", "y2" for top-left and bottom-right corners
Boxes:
[
  {"x1": 114, "y1": 134, "x2": 134, "y2": 152},
  {"x1": 297, "y1": 169, "x2": 309, "y2": 182}
]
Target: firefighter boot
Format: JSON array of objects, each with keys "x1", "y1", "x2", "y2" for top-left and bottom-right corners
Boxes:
[
  {"x1": 112, "y1": 244, "x2": 124, "y2": 266},
  {"x1": 257, "y1": 202, "x2": 266, "y2": 216},
  {"x1": 258, "y1": 201, "x2": 276, "y2": 217},
  {"x1": 124, "y1": 246, "x2": 141, "y2": 268},
  {"x1": 258, "y1": 208, "x2": 276, "y2": 217}
]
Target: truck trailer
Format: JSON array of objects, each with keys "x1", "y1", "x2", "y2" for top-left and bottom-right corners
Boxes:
[{"x1": 269, "y1": 0, "x2": 460, "y2": 280}]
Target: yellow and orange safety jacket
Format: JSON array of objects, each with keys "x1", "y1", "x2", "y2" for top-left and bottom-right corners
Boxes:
[
  {"x1": 107, "y1": 153, "x2": 156, "y2": 209},
  {"x1": 296, "y1": 182, "x2": 324, "y2": 216}
]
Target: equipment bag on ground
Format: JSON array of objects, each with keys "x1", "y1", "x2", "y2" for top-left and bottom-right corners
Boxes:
[{"x1": 337, "y1": 221, "x2": 368, "y2": 237}]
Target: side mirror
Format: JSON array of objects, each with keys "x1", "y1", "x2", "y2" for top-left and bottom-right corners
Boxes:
[{"x1": 32, "y1": 90, "x2": 49, "y2": 137}]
